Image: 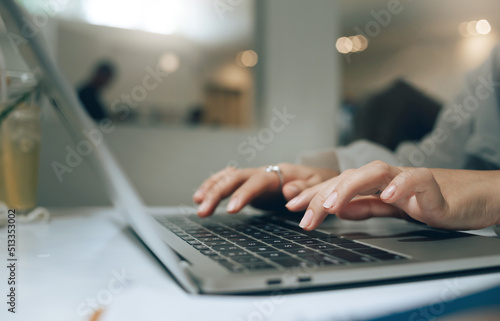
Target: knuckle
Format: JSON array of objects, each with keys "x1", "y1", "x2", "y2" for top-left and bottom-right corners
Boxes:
[
  {"x1": 315, "y1": 189, "x2": 331, "y2": 203},
  {"x1": 414, "y1": 167, "x2": 434, "y2": 182},
  {"x1": 341, "y1": 168, "x2": 356, "y2": 176},
  {"x1": 395, "y1": 171, "x2": 414, "y2": 185},
  {"x1": 370, "y1": 160, "x2": 391, "y2": 172},
  {"x1": 336, "y1": 175, "x2": 355, "y2": 191},
  {"x1": 277, "y1": 162, "x2": 291, "y2": 170}
]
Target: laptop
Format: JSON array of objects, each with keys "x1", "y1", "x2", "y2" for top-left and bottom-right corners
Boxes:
[{"x1": 1, "y1": 0, "x2": 499, "y2": 295}]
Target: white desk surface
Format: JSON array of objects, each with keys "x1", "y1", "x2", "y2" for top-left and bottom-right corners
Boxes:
[{"x1": 1, "y1": 207, "x2": 500, "y2": 321}]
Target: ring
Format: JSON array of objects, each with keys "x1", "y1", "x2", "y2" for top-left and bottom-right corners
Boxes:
[{"x1": 265, "y1": 165, "x2": 284, "y2": 188}]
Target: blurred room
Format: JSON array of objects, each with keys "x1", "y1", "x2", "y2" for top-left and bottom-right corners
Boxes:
[{"x1": 0, "y1": 0, "x2": 498, "y2": 207}]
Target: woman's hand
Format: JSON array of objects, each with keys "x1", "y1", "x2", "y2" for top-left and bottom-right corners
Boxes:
[
  {"x1": 193, "y1": 164, "x2": 338, "y2": 217},
  {"x1": 286, "y1": 161, "x2": 500, "y2": 231}
]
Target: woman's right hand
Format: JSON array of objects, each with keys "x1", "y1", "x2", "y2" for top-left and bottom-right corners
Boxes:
[{"x1": 193, "y1": 163, "x2": 339, "y2": 217}]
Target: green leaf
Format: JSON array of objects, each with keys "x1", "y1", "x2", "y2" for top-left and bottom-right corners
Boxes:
[{"x1": 0, "y1": 91, "x2": 31, "y2": 125}]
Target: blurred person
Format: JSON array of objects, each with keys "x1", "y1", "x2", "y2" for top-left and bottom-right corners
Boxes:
[
  {"x1": 351, "y1": 79, "x2": 442, "y2": 151},
  {"x1": 192, "y1": 45, "x2": 500, "y2": 233},
  {"x1": 78, "y1": 61, "x2": 116, "y2": 121}
]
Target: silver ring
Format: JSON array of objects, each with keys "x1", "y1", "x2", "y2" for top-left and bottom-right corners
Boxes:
[{"x1": 265, "y1": 165, "x2": 284, "y2": 188}]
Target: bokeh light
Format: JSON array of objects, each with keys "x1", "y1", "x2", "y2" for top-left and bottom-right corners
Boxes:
[{"x1": 236, "y1": 50, "x2": 258, "y2": 67}]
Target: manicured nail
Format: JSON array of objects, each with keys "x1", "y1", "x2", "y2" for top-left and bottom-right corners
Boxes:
[
  {"x1": 381, "y1": 185, "x2": 396, "y2": 199},
  {"x1": 299, "y1": 209, "x2": 313, "y2": 228},
  {"x1": 322, "y1": 192, "x2": 337, "y2": 209},
  {"x1": 197, "y1": 201, "x2": 209, "y2": 215},
  {"x1": 226, "y1": 198, "x2": 239, "y2": 212},
  {"x1": 286, "y1": 197, "x2": 299, "y2": 208}
]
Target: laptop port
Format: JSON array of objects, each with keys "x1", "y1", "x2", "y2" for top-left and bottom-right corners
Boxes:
[
  {"x1": 267, "y1": 279, "x2": 282, "y2": 285},
  {"x1": 298, "y1": 277, "x2": 311, "y2": 283}
]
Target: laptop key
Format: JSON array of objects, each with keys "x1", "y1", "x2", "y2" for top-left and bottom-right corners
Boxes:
[
  {"x1": 287, "y1": 248, "x2": 315, "y2": 255},
  {"x1": 205, "y1": 241, "x2": 231, "y2": 246},
  {"x1": 295, "y1": 239, "x2": 323, "y2": 245},
  {"x1": 231, "y1": 256, "x2": 265, "y2": 264},
  {"x1": 220, "y1": 250, "x2": 251, "y2": 257},
  {"x1": 355, "y1": 248, "x2": 391, "y2": 256},
  {"x1": 273, "y1": 258, "x2": 309, "y2": 268},
  {"x1": 199, "y1": 237, "x2": 222, "y2": 242},
  {"x1": 253, "y1": 246, "x2": 276, "y2": 253},
  {"x1": 219, "y1": 232, "x2": 243, "y2": 238},
  {"x1": 208, "y1": 255, "x2": 226, "y2": 261},
  {"x1": 201, "y1": 249, "x2": 218, "y2": 256},
  {"x1": 372, "y1": 254, "x2": 406, "y2": 261},
  {"x1": 212, "y1": 245, "x2": 240, "y2": 252},
  {"x1": 252, "y1": 234, "x2": 278, "y2": 240},
  {"x1": 241, "y1": 262, "x2": 277, "y2": 270},
  {"x1": 300, "y1": 254, "x2": 344, "y2": 266},
  {"x1": 190, "y1": 233, "x2": 215, "y2": 238},
  {"x1": 285, "y1": 235, "x2": 311, "y2": 241},
  {"x1": 228, "y1": 237, "x2": 252, "y2": 242},
  {"x1": 272, "y1": 231, "x2": 300, "y2": 236},
  {"x1": 340, "y1": 243, "x2": 372, "y2": 249},
  {"x1": 259, "y1": 251, "x2": 293, "y2": 259},
  {"x1": 263, "y1": 239, "x2": 287, "y2": 245},
  {"x1": 218, "y1": 260, "x2": 245, "y2": 272},
  {"x1": 328, "y1": 250, "x2": 369, "y2": 263},
  {"x1": 237, "y1": 241, "x2": 266, "y2": 248},
  {"x1": 272, "y1": 243, "x2": 304, "y2": 250},
  {"x1": 307, "y1": 244, "x2": 336, "y2": 250}
]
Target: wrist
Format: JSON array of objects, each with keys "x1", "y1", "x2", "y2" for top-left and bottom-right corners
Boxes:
[{"x1": 484, "y1": 171, "x2": 500, "y2": 226}]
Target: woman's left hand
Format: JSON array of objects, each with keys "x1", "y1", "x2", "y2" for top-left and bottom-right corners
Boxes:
[{"x1": 285, "y1": 161, "x2": 500, "y2": 231}]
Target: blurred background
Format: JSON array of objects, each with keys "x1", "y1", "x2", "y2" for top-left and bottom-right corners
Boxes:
[{"x1": 0, "y1": 0, "x2": 498, "y2": 207}]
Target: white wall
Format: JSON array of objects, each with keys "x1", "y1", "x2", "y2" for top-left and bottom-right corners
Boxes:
[
  {"x1": 37, "y1": 1, "x2": 342, "y2": 207},
  {"x1": 261, "y1": 0, "x2": 340, "y2": 151},
  {"x1": 57, "y1": 20, "x2": 205, "y2": 117}
]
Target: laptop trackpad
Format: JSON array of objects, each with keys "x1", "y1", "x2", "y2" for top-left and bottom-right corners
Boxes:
[{"x1": 318, "y1": 216, "x2": 473, "y2": 242}]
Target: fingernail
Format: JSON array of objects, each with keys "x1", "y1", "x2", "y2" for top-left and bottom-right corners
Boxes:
[
  {"x1": 299, "y1": 209, "x2": 313, "y2": 228},
  {"x1": 226, "y1": 198, "x2": 239, "y2": 212},
  {"x1": 286, "y1": 197, "x2": 299, "y2": 208},
  {"x1": 381, "y1": 185, "x2": 396, "y2": 199},
  {"x1": 322, "y1": 192, "x2": 337, "y2": 209},
  {"x1": 197, "y1": 201, "x2": 209, "y2": 215}
]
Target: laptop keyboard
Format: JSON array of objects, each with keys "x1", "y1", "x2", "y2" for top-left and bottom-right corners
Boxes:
[{"x1": 155, "y1": 215, "x2": 407, "y2": 273}]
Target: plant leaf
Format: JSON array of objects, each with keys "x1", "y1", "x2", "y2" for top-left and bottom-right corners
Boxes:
[{"x1": 0, "y1": 91, "x2": 31, "y2": 125}]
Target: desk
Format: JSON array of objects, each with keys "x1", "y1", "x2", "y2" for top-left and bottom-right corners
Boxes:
[{"x1": 1, "y1": 207, "x2": 500, "y2": 321}]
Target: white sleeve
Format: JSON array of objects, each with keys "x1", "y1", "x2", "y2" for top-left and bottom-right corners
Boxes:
[
  {"x1": 300, "y1": 82, "x2": 478, "y2": 171},
  {"x1": 297, "y1": 141, "x2": 398, "y2": 171}
]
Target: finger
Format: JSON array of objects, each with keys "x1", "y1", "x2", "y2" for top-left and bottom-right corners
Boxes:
[
  {"x1": 197, "y1": 168, "x2": 251, "y2": 217},
  {"x1": 323, "y1": 161, "x2": 402, "y2": 215},
  {"x1": 282, "y1": 174, "x2": 324, "y2": 201},
  {"x1": 336, "y1": 197, "x2": 406, "y2": 220},
  {"x1": 381, "y1": 168, "x2": 448, "y2": 227},
  {"x1": 193, "y1": 167, "x2": 238, "y2": 203},
  {"x1": 285, "y1": 179, "x2": 333, "y2": 212},
  {"x1": 298, "y1": 178, "x2": 343, "y2": 230},
  {"x1": 226, "y1": 174, "x2": 279, "y2": 213}
]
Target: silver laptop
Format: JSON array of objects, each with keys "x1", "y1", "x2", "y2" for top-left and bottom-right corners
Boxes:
[{"x1": 2, "y1": 0, "x2": 499, "y2": 295}]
